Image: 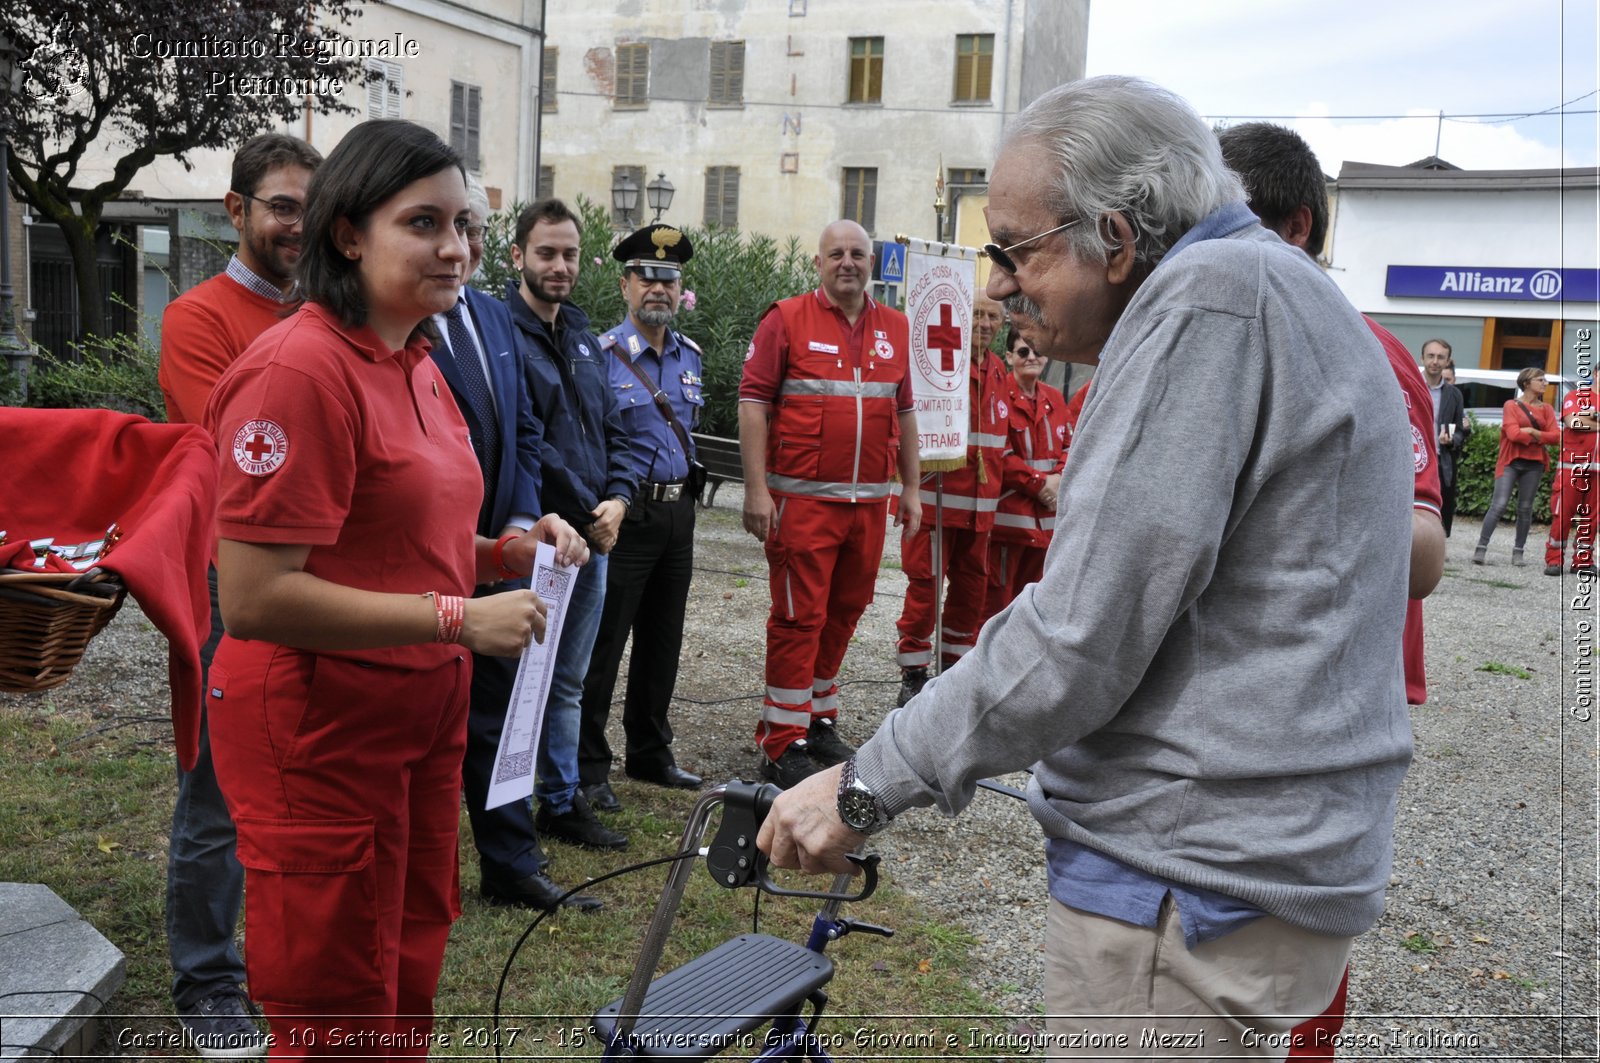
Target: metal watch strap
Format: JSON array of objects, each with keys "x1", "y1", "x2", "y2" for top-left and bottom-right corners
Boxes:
[{"x1": 838, "y1": 756, "x2": 890, "y2": 834}]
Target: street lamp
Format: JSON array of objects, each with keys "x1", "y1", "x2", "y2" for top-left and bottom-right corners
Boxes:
[
  {"x1": 645, "y1": 171, "x2": 674, "y2": 222},
  {"x1": 610, "y1": 171, "x2": 639, "y2": 228},
  {"x1": 0, "y1": 34, "x2": 31, "y2": 397}
]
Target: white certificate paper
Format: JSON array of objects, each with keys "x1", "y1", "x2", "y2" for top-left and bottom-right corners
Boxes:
[{"x1": 486, "y1": 541, "x2": 576, "y2": 810}]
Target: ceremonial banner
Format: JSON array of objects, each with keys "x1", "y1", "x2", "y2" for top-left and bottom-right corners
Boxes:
[{"x1": 903, "y1": 239, "x2": 979, "y2": 468}]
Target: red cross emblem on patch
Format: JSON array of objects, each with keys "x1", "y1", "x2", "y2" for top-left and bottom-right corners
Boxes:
[
  {"x1": 1410, "y1": 424, "x2": 1429, "y2": 474},
  {"x1": 233, "y1": 419, "x2": 289, "y2": 477}
]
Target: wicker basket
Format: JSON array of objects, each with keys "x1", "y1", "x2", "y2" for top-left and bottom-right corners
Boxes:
[{"x1": 0, "y1": 568, "x2": 127, "y2": 694}]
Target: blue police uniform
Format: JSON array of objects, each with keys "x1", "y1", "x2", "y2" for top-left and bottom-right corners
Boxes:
[{"x1": 578, "y1": 315, "x2": 705, "y2": 792}]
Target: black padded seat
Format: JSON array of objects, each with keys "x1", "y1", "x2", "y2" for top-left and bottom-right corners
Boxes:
[{"x1": 592, "y1": 934, "x2": 834, "y2": 1061}]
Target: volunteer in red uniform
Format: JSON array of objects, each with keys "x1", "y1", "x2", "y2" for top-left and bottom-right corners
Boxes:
[
  {"x1": 1546, "y1": 380, "x2": 1598, "y2": 576},
  {"x1": 1475, "y1": 367, "x2": 1560, "y2": 567},
  {"x1": 203, "y1": 120, "x2": 586, "y2": 1058},
  {"x1": 981, "y1": 328, "x2": 1069, "y2": 624},
  {"x1": 739, "y1": 219, "x2": 922, "y2": 789},
  {"x1": 894, "y1": 295, "x2": 1009, "y2": 706}
]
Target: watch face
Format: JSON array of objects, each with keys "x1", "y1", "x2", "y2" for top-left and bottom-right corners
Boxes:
[{"x1": 839, "y1": 789, "x2": 878, "y2": 831}]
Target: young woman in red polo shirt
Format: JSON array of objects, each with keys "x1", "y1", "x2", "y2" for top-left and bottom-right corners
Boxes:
[
  {"x1": 1474, "y1": 366, "x2": 1560, "y2": 566},
  {"x1": 204, "y1": 120, "x2": 586, "y2": 1058}
]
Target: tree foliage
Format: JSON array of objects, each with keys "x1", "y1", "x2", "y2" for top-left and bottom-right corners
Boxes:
[
  {"x1": 5, "y1": 0, "x2": 367, "y2": 339},
  {"x1": 478, "y1": 197, "x2": 817, "y2": 436}
]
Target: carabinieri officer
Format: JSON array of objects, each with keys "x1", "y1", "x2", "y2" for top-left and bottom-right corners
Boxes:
[{"x1": 577, "y1": 224, "x2": 706, "y2": 811}]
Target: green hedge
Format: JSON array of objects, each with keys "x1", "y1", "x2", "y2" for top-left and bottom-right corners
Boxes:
[
  {"x1": 1452, "y1": 417, "x2": 1555, "y2": 523},
  {"x1": 19, "y1": 332, "x2": 166, "y2": 421}
]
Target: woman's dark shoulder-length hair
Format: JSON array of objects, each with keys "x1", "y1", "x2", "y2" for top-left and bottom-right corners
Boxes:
[{"x1": 296, "y1": 119, "x2": 464, "y2": 327}]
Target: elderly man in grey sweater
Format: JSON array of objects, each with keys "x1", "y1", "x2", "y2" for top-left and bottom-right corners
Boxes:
[{"x1": 759, "y1": 76, "x2": 1415, "y2": 1059}]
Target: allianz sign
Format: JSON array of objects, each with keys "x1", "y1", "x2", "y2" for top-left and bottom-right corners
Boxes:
[{"x1": 1386, "y1": 265, "x2": 1599, "y2": 303}]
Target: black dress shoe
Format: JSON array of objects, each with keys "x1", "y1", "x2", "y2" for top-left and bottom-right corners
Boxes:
[
  {"x1": 626, "y1": 763, "x2": 703, "y2": 790},
  {"x1": 480, "y1": 870, "x2": 603, "y2": 912},
  {"x1": 581, "y1": 781, "x2": 622, "y2": 813},
  {"x1": 536, "y1": 792, "x2": 629, "y2": 850}
]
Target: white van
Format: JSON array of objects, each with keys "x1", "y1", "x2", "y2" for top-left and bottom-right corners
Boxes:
[{"x1": 1446, "y1": 367, "x2": 1574, "y2": 427}]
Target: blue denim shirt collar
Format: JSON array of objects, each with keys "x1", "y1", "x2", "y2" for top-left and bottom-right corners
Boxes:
[{"x1": 1160, "y1": 201, "x2": 1258, "y2": 267}]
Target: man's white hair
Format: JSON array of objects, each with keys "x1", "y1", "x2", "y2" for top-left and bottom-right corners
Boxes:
[{"x1": 1003, "y1": 75, "x2": 1245, "y2": 269}]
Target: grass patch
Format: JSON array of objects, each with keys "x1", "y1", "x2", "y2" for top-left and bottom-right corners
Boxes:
[
  {"x1": 1459, "y1": 576, "x2": 1520, "y2": 589},
  {"x1": 1401, "y1": 932, "x2": 1439, "y2": 955},
  {"x1": 1477, "y1": 661, "x2": 1532, "y2": 679},
  {"x1": 0, "y1": 699, "x2": 1007, "y2": 1056}
]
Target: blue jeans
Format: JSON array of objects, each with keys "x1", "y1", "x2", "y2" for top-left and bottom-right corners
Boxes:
[
  {"x1": 166, "y1": 566, "x2": 247, "y2": 1008},
  {"x1": 536, "y1": 553, "x2": 607, "y2": 814}
]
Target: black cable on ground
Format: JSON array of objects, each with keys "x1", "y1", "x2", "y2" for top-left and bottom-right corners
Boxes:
[{"x1": 492, "y1": 846, "x2": 701, "y2": 1063}]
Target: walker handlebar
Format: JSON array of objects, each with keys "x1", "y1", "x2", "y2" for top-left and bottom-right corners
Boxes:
[{"x1": 705, "y1": 779, "x2": 880, "y2": 903}]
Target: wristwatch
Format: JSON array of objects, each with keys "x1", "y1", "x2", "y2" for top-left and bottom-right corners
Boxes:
[{"x1": 837, "y1": 756, "x2": 893, "y2": 835}]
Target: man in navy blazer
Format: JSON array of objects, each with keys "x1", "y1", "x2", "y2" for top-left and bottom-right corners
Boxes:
[{"x1": 430, "y1": 175, "x2": 603, "y2": 913}]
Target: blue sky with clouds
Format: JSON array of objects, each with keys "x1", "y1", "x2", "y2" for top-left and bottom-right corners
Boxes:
[{"x1": 1085, "y1": 0, "x2": 1597, "y2": 174}]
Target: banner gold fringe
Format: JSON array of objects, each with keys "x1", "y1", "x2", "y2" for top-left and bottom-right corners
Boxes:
[{"x1": 921, "y1": 457, "x2": 967, "y2": 474}]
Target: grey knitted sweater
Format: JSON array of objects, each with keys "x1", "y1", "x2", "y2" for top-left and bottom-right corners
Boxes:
[{"x1": 855, "y1": 219, "x2": 1414, "y2": 937}]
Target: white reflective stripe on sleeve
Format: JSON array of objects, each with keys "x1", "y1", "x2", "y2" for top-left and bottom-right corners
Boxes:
[
  {"x1": 933, "y1": 493, "x2": 1001, "y2": 512},
  {"x1": 1026, "y1": 457, "x2": 1057, "y2": 471},
  {"x1": 972, "y1": 432, "x2": 1007, "y2": 448}
]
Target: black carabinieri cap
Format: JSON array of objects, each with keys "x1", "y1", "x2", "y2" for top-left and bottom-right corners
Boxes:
[{"x1": 613, "y1": 223, "x2": 694, "y2": 281}]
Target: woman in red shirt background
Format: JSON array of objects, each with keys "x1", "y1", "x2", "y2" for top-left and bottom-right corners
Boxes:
[{"x1": 1474, "y1": 366, "x2": 1560, "y2": 566}]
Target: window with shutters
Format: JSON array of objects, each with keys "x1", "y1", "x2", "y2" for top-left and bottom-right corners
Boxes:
[
  {"x1": 450, "y1": 82, "x2": 481, "y2": 172},
  {"x1": 953, "y1": 34, "x2": 994, "y2": 103},
  {"x1": 537, "y1": 166, "x2": 555, "y2": 201},
  {"x1": 542, "y1": 48, "x2": 558, "y2": 112},
  {"x1": 615, "y1": 42, "x2": 649, "y2": 109},
  {"x1": 841, "y1": 167, "x2": 877, "y2": 232},
  {"x1": 703, "y1": 166, "x2": 740, "y2": 228},
  {"x1": 612, "y1": 164, "x2": 645, "y2": 226},
  {"x1": 847, "y1": 37, "x2": 883, "y2": 104},
  {"x1": 709, "y1": 41, "x2": 745, "y2": 106},
  {"x1": 365, "y1": 59, "x2": 403, "y2": 118}
]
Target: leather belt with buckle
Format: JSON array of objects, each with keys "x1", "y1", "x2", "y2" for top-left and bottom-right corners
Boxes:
[{"x1": 644, "y1": 481, "x2": 686, "y2": 503}]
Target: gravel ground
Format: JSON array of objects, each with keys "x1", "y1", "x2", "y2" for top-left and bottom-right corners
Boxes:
[{"x1": 15, "y1": 488, "x2": 1597, "y2": 1059}]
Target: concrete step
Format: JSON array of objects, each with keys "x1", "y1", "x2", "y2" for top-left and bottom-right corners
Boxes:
[{"x1": 0, "y1": 882, "x2": 126, "y2": 1060}]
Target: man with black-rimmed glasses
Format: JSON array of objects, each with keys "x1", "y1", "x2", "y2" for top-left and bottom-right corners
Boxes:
[{"x1": 157, "y1": 131, "x2": 321, "y2": 1058}]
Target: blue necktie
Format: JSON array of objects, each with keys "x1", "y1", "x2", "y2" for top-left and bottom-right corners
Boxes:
[{"x1": 443, "y1": 300, "x2": 500, "y2": 498}]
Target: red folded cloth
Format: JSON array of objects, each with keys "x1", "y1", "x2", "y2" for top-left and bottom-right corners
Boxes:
[
  {"x1": 0, "y1": 408, "x2": 217, "y2": 770},
  {"x1": 0, "y1": 539, "x2": 78, "y2": 573}
]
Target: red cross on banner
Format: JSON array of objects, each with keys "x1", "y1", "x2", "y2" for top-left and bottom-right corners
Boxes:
[
  {"x1": 925, "y1": 303, "x2": 962, "y2": 373},
  {"x1": 243, "y1": 434, "x2": 274, "y2": 461}
]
